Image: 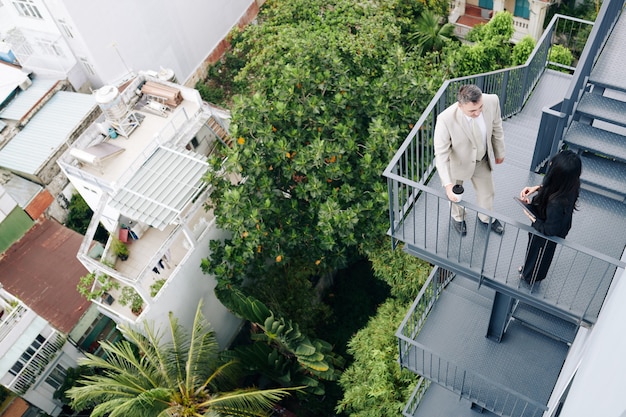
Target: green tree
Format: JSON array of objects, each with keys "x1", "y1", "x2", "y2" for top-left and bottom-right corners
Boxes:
[
  {"x1": 453, "y1": 11, "x2": 514, "y2": 75},
  {"x1": 548, "y1": 44, "x2": 574, "y2": 72},
  {"x1": 368, "y1": 242, "x2": 432, "y2": 303},
  {"x1": 67, "y1": 301, "x2": 298, "y2": 417},
  {"x1": 336, "y1": 298, "x2": 419, "y2": 416},
  {"x1": 512, "y1": 35, "x2": 536, "y2": 65},
  {"x1": 408, "y1": 10, "x2": 457, "y2": 55},
  {"x1": 202, "y1": 0, "x2": 437, "y2": 292}
]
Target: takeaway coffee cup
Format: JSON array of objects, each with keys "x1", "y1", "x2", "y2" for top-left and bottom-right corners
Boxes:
[{"x1": 452, "y1": 184, "x2": 464, "y2": 202}]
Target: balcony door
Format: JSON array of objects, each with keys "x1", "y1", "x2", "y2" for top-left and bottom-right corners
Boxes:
[
  {"x1": 479, "y1": 0, "x2": 494, "y2": 10},
  {"x1": 514, "y1": 0, "x2": 530, "y2": 19}
]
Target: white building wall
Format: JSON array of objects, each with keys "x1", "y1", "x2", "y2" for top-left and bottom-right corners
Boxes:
[
  {"x1": 141, "y1": 223, "x2": 242, "y2": 349},
  {"x1": 0, "y1": 309, "x2": 82, "y2": 417},
  {"x1": 1, "y1": 0, "x2": 257, "y2": 89},
  {"x1": 22, "y1": 342, "x2": 84, "y2": 417}
]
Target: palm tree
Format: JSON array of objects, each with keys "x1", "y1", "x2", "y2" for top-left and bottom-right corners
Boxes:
[
  {"x1": 408, "y1": 10, "x2": 457, "y2": 55},
  {"x1": 67, "y1": 301, "x2": 299, "y2": 417}
]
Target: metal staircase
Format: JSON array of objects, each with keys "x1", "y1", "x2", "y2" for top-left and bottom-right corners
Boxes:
[{"x1": 558, "y1": 6, "x2": 626, "y2": 202}]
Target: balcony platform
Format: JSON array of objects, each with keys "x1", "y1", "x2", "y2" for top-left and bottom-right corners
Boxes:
[
  {"x1": 406, "y1": 278, "x2": 568, "y2": 409},
  {"x1": 391, "y1": 71, "x2": 626, "y2": 324},
  {"x1": 414, "y1": 383, "x2": 499, "y2": 416}
]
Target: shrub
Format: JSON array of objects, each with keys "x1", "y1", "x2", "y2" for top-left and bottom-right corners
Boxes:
[
  {"x1": 512, "y1": 35, "x2": 536, "y2": 65},
  {"x1": 548, "y1": 44, "x2": 574, "y2": 72}
]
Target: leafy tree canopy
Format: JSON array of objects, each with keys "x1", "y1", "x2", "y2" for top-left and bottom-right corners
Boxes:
[
  {"x1": 202, "y1": 0, "x2": 441, "y2": 288},
  {"x1": 217, "y1": 286, "x2": 344, "y2": 396}
]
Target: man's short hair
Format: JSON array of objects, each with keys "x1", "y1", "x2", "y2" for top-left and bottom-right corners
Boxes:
[{"x1": 457, "y1": 85, "x2": 483, "y2": 104}]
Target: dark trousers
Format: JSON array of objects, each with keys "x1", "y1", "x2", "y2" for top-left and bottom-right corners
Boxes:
[{"x1": 521, "y1": 233, "x2": 557, "y2": 283}]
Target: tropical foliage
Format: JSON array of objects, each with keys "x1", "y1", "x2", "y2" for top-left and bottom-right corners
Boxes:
[
  {"x1": 336, "y1": 298, "x2": 419, "y2": 416},
  {"x1": 66, "y1": 301, "x2": 298, "y2": 417},
  {"x1": 454, "y1": 11, "x2": 515, "y2": 75},
  {"x1": 217, "y1": 287, "x2": 344, "y2": 395},
  {"x1": 408, "y1": 10, "x2": 457, "y2": 55}
]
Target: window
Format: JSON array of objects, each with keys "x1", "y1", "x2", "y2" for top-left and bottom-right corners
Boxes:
[
  {"x1": 12, "y1": 0, "x2": 42, "y2": 18},
  {"x1": 57, "y1": 19, "x2": 74, "y2": 39},
  {"x1": 514, "y1": 0, "x2": 530, "y2": 19},
  {"x1": 9, "y1": 334, "x2": 46, "y2": 376},
  {"x1": 79, "y1": 57, "x2": 95, "y2": 76},
  {"x1": 36, "y1": 38, "x2": 64, "y2": 57},
  {"x1": 45, "y1": 365, "x2": 67, "y2": 390}
]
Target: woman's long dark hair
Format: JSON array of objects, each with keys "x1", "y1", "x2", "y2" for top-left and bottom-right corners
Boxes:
[{"x1": 533, "y1": 150, "x2": 582, "y2": 219}]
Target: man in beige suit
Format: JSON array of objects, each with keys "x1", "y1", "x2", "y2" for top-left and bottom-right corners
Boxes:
[{"x1": 434, "y1": 84, "x2": 506, "y2": 235}]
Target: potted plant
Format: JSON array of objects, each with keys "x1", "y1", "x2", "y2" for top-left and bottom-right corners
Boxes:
[
  {"x1": 119, "y1": 286, "x2": 144, "y2": 315},
  {"x1": 77, "y1": 272, "x2": 119, "y2": 301},
  {"x1": 150, "y1": 279, "x2": 166, "y2": 297},
  {"x1": 112, "y1": 237, "x2": 129, "y2": 261}
]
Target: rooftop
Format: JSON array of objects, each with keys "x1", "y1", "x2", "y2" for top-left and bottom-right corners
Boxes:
[
  {"x1": 0, "y1": 219, "x2": 91, "y2": 333},
  {"x1": 0, "y1": 90, "x2": 96, "y2": 177}
]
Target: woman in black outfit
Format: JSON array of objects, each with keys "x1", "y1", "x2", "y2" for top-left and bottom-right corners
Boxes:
[{"x1": 518, "y1": 150, "x2": 582, "y2": 287}]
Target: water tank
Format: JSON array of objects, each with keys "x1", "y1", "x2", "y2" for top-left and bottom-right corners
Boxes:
[
  {"x1": 94, "y1": 85, "x2": 127, "y2": 121},
  {"x1": 157, "y1": 68, "x2": 177, "y2": 83}
]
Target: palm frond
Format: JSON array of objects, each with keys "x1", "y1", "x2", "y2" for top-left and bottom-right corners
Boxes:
[
  {"x1": 199, "y1": 387, "x2": 302, "y2": 416},
  {"x1": 184, "y1": 300, "x2": 220, "y2": 393}
]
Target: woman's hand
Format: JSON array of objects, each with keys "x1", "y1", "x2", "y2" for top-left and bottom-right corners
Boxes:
[{"x1": 520, "y1": 185, "x2": 540, "y2": 203}]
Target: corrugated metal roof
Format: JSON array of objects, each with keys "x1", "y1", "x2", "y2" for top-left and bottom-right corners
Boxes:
[
  {"x1": 110, "y1": 147, "x2": 209, "y2": 230},
  {"x1": 0, "y1": 219, "x2": 92, "y2": 333},
  {"x1": 0, "y1": 77, "x2": 59, "y2": 121},
  {"x1": 0, "y1": 91, "x2": 96, "y2": 175}
]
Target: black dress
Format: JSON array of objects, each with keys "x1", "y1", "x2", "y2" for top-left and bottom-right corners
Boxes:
[{"x1": 521, "y1": 196, "x2": 575, "y2": 283}]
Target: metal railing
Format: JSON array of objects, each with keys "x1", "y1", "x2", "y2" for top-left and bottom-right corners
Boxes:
[
  {"x1": 397, "y1": 266, "x2": 548, "y2": 417},
  {"x1": 0, "y1": 304, "x2": 28, "y2": 343},
  {"x1": 390, "y1": 184, "x2": 625, "y2": 325},
  {"x1": 400, "y1": 342, "x2": 547, "y2": 417},
  {"x1": 8, "y1": 331, "x2": 66, "y2": 395},
  {"x1": 402, "y1": 377, "x2": 430, "y2": 417},
  {"x1": 383, "y1": 15, "x2": 594, "y2": 242},
  {"x1": 532, "y1": 1, "x2": 625, "y2": 172}
]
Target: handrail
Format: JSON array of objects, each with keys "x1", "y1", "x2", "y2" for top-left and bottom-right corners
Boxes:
[
  {"x1": 397, "y1": 334, "x2": 548, "y2": 416},
  {"x1": 560, "y1": 0, "x2": 626, "y2": 121},
  {"x1": 402, "y1": 377, "x2": 430, "y2": 417},
  {"x1": 382, "y1": 14, "x2": 578, "y2": 184},
  {"x1": 397, "y1": 267, "x2": 548, "y2": 417},
  {"x1": 388, "y1": 178, "x2": 625, "y2": 325}
]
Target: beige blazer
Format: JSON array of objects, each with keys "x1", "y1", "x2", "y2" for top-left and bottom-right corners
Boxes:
[{"x1": 434, "y1": 93, "x2": 505, "y2": 186}]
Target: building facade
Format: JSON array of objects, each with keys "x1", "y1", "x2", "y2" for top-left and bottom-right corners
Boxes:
[
  {"x1": 57, "y1": 72, "x2": 241, "y2": 348},
  {"x1": 0, "y1": 0, "x2": 263, "y2": 91}
]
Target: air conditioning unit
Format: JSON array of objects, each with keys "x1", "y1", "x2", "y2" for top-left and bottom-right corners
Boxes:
[{"x1": 19, "y1": 77, "x2": 32, "y2": 91}]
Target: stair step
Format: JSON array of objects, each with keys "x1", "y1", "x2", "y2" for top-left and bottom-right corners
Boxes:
[
  {"x1": 511, "y1": 302, "x2": 578, "y2": 344},
  {"x1": 207, "y1": 116, "x2": 233, "y2": 147},
  {"x1": 578, "y1": 152, "x2": 626, "y2": 201},
  {"x1": 444, "y1": 277, "x2": 493, "y2": 308},
  {"x1": 589, "y1": 13, "x2": 626, "y2": 93},
  {"x1": 564, "y1": 120, "x2": 626, "y2": 163},
  {"x1": 577, "y1": 92, "x2": 626, "y2": 129}
]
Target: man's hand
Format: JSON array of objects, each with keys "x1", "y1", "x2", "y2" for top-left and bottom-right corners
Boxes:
[
  {"x1": 495, "y1": 157, "x2": 504, "y2": 164},
  {"x1": 445, "y1": 184, "x2": 459, "y2": 202}
]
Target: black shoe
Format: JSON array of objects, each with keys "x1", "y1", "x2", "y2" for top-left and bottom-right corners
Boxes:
[
  {"x1": 452, "y1": 219, "x2": 467, "y2": 236},
  {"x1": 480, "y1": 218, "x2": 504, "y2": 235},
  {"x1": 519, "y1": 276, "x2": 540, "y2": 293}
]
